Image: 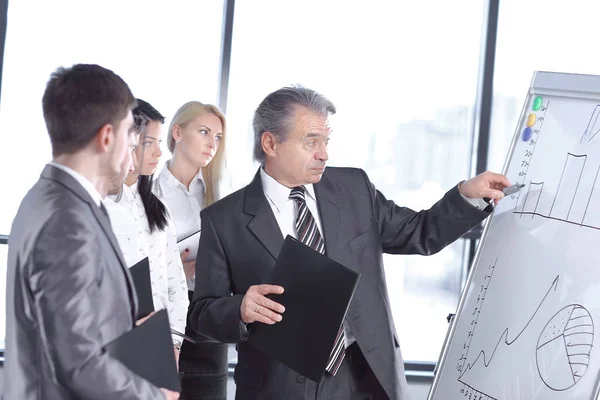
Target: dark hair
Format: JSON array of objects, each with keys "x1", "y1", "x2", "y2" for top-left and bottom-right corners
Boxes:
[
  {"x1": 133, "y1": 99, "x2": 168, "y2": 233},
  {"x1": 42, "y1": 64, "x2": 136, "y2": 157}
]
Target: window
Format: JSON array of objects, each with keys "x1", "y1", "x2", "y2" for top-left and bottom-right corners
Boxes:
[
  {"x1": 225, "y1": 0, "x2": 486, "y2": 363},
  {"x1": 0, "y1": 0, "x2": 224, "y2": 233},
  {"x1": 489, "y1": 1, "x2": 600, "y2": 172},
  {"x1": 0, "y1": 0, "x2": 224, "y2": 349}
]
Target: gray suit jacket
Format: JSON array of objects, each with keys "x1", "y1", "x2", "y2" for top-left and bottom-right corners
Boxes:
[
  {"x1": 190, "y1": 167, "x2": 490, "y2": 400},
  {"x1": 5, "y1": 165, "x2": 163, "y2": 400}
]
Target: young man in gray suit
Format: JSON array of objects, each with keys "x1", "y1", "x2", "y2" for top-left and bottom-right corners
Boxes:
[
  {"x1": 189, "y1": 86, "x2": 511, "y2": 400},
  {"x1": 5, "y1": 64, "x2": 179, "y2": 400}
]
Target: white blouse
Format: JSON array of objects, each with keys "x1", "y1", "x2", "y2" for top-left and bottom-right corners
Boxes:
[
  {"x1": 155, "y1": 161, "x2": 206, "y2": 291},
  {"x1": 105, "y1": 182, "x2": 189, "y2": 342}
]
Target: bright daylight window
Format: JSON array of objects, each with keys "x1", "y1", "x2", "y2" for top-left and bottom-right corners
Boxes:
[
  {"x1": 225, "y1": 0, "x2": 486, "y2": 363},
  {"x1": 0, "y1": 0, "x2": 224, "y2": 350}
]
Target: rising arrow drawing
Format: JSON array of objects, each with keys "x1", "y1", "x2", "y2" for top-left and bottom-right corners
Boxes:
[{"x1": 459, "y1": 275, "x2": 560, "y2": 380}]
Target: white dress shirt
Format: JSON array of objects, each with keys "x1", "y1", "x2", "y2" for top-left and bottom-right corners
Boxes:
[
  {"x1": 155, "y1": 161, "x2": 206, "y2": 291},
  {"x1": 48, "y1": 162, "x2": 103, "y2": 207},
  {"x1": 259, "y1": 167, "x2": 358, "y2": 348},
  {"x1": 105, "y1": 182, "x2": 189, "y2": 343}
]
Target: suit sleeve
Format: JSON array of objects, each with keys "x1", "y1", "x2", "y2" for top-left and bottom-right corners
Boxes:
[
  {"x1": 189, "y1": 210, "x2": 248, "y2": 343},
  {"x1": 30, "y1": 210, "x2": 164, "y2": 400},
  {"x1": 361, "y1": 169, "x2": 491, "y2": 255}
]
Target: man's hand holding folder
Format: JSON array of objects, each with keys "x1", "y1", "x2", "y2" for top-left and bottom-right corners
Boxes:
[
  {"x1": 160, "y1": 388, "x2": 180, "y2": 400},
  {"x1": 105, "y1": 309, "x2": 181, "y2": 395},
  {"x1": 241, "y1": 284, "x2": 286, "y2": 325},
  {"x1": 245, "y1": 236, "x2": 360, "y2": 382}
]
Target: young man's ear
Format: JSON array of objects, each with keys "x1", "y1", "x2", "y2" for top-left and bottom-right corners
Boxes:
[{"x1": 94, "y1": 123, "x2": 114, "y2": 153}]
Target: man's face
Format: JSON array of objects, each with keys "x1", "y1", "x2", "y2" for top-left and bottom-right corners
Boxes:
[
  {"x1": 106, "y1": 110, "x2": 136, "y2": 193},
  {"x1": 268, "y1": 106, "x2": 330, "y2": 187}
]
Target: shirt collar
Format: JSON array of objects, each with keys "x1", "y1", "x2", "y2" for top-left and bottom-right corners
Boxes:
[
  {"x1": 159, "y1": 160, "x2": 206, "y2": 194},
  {"x1": 259, "y1": 167, "x2": 316, "y2": 212},
  {"x1": 121, "y1": 181, "x2": 138, "y2": 200},
  {"x1": 48, "y1": 162, "x2": 103, "y2": 207}
]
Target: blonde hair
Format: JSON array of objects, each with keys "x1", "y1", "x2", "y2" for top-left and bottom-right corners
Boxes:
[{"x1": 167, "y1": 101, "x2": 226, "y2": 207}]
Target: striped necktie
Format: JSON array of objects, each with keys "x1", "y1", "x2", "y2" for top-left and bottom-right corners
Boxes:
[{"x1": 289, "y1": 186, "x2": 346, "y2": 376}]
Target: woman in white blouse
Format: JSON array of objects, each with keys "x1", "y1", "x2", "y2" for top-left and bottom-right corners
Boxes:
[
  {"x1": 105, "y1": 99, "x2": 189, "y2": 365},
  {"x1": 155, "y1": 101, "x2": 227, "y2": 399}
]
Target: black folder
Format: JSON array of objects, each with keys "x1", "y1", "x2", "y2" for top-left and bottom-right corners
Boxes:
[
  {"x1": 130, "y1": 257, "x2": 198, "y2": 345},
  {"x1": 248, "y1": 235, "x2": 360, "y2": 382},
  {"x1": 105, "y1": 309, "x2": 180, "y2": 392},
  {"x1": 129, "y1": 257, "x2": 155, "y2": 320}
]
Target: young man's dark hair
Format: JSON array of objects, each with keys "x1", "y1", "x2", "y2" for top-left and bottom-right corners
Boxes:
[{"x1": 42, "y1": 64, "x2": 136, "y2": 157}]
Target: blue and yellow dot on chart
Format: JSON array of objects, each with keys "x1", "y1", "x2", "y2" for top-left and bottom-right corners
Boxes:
[{"x1": 522, "y1": 96, "x2": 542, "y2": 141}]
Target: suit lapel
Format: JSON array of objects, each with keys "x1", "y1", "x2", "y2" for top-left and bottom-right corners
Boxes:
[
  {"x1": 89, "y1": 203, "x2": 138, "y2": 319},
  {"x1": 42, "y1": 165, "x2": 138, "y2": 320},
  {"x1": 314, "y1": 171, "x2": 340, "y2": 258},
  {"x1": 90, "y1": 204, "x2": 129, "y2": 270},
  {"x1": 244, "y1": 169, "x2": 284, "y2": 261}
]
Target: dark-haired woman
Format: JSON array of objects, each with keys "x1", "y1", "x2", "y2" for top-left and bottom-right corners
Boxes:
[{"x1": 105, "y1": 99, "x2": 188, "y2": 365}]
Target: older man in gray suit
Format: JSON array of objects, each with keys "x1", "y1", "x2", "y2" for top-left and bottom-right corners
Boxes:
[
  {"x1": 189, "y1": 86, "x2": 511, "y2": 399},
  {"x1": 5, "y1": 64, "x2": 179, "y2": 400}
]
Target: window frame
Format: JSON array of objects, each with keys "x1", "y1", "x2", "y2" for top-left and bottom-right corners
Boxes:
[{"x1": 0, "y1": 0, "x2": 501, "y2": 381}]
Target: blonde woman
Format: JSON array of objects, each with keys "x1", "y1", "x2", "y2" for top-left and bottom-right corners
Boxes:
[{"x1": 155, "y1": 101, "x2": 228, "y2": 399}]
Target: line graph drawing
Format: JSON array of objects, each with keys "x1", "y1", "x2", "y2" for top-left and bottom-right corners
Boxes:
[
  {"x1": 454, "y1": 257, "x2": 563, "y2": 399},
  {"x1": 514, "y1": 152, "x2": 600, "y2": 231},
  {"x1": 458, "y1": 275, "x2": 560, "y2": 381},
  {"x1": 536, "y1": 305, "x2": 594, "y2": 391},
  {"x1": 455, "y1": 259, "x2": 499, "y2": 399},
  {"x1": 580, "y1": 105, "x2": 600, "y2": 144}
]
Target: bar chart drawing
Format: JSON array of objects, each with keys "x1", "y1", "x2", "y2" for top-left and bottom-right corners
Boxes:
[
  {"x1": 513, "y1": 152, "x2": 600, "y2": 231},
  {"x1": 580, "y1": 105, "x2": 600, "y2": 144}
]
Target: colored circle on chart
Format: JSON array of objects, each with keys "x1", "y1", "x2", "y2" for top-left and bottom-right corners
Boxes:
[
  {"x1": 533, "y1": 96, "x2": 543, "y2": 111},
  {"x1": 536, "y1": 304, "x2": 594, "y2": 391},
  {"x1": 522, "y1": 127, "x2": 533, "y2": 142},
  {"x1": 526, "y1": 113, "x2": 537, "y2": 127}
]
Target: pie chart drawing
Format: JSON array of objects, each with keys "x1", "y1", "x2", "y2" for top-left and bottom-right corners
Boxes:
[{"x1": 536, "y1": 305, "x2": 594, "y2": 391}]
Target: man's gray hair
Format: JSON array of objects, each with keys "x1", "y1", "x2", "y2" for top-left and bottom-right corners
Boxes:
[{"x1": 252, "y1": 85, "x2": 336, "y2": 163}]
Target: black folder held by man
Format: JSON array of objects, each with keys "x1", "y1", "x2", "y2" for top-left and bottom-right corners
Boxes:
[
  {"x1": 248, "y1": 235, "x2": 360, "y2": 382},
  {"x1": 129, "y1": 257, "x2": 198, "y2": 345},
  {"x1": 104, "y1": 309, "x2": 180, "y2": 392},
  {"x1": 129, "y1": 257, "x2": 155, "y2": 320}
]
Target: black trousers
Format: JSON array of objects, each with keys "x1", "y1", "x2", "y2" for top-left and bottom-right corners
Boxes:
[
  {"x1": 305, "y1": 343, "x2": 389, "y2": 400},
  {"x1": 180, "y1": 291, "x2": 229, "y2": 400}
]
